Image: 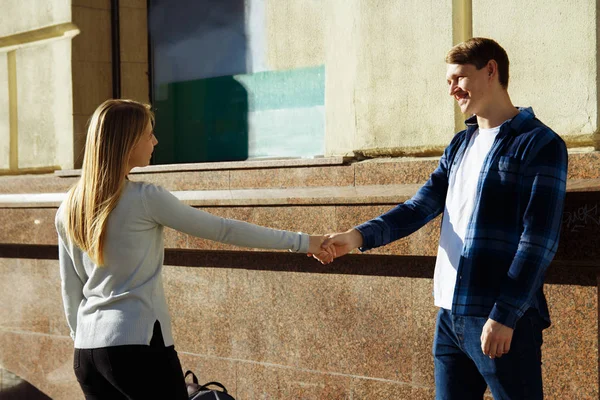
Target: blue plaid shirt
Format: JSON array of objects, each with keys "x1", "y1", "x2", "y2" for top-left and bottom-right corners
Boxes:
[{"x1": 356, "y1": 107, "x2": 568, "y2": 329}]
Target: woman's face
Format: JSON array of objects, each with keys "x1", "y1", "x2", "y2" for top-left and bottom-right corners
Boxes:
[{"x1": 128, "y1": 122, "x2": 158, "y2": 170}]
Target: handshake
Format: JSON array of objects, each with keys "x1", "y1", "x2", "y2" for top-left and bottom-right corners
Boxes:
[{"x1": 306, "y1": 229, "x2": 364, "y2": 264}]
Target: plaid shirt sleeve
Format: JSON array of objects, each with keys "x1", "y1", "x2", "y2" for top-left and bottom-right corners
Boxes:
[
  {"x1": 355, "y1": 137, "x2": 455, "y2": 250},
  {"x1": 489, "y1": 131, "x2": 568, "y2": 328}
]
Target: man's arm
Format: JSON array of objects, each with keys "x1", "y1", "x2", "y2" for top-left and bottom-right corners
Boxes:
[
  {"x1": 489, "y1": 132, "x2": 568, "y2": 328},
  {"x1": 481, "y1": 132, "x2": 567, "y2": 359},
  {"x1": 354, "y1": 144, "x2": 453, "y2": 251},
  {"x1": 320, "y1": 136, "x2": 459, "y2": 257}
]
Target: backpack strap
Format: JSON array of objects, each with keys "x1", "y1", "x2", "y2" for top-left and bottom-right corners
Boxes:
[
  {"x1": 184, "y1": 370, "x2": 199, "y2": 385},
  {"x1": 199, "y1": 381, "x2": 228, "y2": 393}
]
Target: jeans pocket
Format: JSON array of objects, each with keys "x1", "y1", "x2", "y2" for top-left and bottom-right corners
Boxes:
[{"x1": 73, "y1": 348, "x2": 81, "y2": 370}]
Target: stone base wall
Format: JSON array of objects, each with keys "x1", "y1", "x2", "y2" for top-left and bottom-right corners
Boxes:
[
  {"x1": 0, "y1": 154, "x2": 599, "y2": 399},
  {"x1": 0, "y1": 253, "x2": 596, "y2": 399}
]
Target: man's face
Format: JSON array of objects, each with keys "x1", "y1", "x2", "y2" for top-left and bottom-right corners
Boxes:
[{"x1": 446, "y1": 63, "x2": 491, "y2": 115}]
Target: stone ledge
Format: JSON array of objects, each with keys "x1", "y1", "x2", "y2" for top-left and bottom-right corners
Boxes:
[
  {"x1": 0, "y1": 184, "x2": 422, "y2": 208},
  {"x1": 1, "y1": 179, "x2": 598, "y2": 209},
  {"x1": 55, "y1": 156, "x2": 350, "y2": 176},
  {"x1": 2, "y1": 152, "x2": 599, "y2": 194}
]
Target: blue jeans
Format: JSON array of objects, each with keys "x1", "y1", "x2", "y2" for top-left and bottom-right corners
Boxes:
[{"x1": 433, "y1": 308, "x2": 544, "y2": 400}]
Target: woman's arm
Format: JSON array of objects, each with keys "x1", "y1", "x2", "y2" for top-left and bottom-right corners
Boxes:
[
  {"x1": 57, "y1": 236, "x2": 85, "y2": 341},
  {"x1": 141, "y1": 184, "x2": 329, "y2": 255}
]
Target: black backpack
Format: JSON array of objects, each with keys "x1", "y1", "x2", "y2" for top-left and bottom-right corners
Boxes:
[{"x1": 185, "y1": 370, "x2": 236, "y2": 400}]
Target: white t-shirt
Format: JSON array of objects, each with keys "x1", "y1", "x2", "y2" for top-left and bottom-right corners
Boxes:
[{"x1": 434, "y1": 126, "x2": 500, "y2": 310}]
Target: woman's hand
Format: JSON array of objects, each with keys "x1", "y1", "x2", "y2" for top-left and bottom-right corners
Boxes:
[
  {"x1": 308, "y1": 235, "x2": 336, "y2": 264},
  {"x1": 320, "y1": 229, "x2": 363, "y2": 259}
]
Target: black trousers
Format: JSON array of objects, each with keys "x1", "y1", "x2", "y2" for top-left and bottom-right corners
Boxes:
[{"x1": 73, "y1": 321, "x2": 188, "y2": 400}]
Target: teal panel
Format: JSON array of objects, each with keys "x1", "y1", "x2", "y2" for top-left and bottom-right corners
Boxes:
[
  {"x1": 247, "y1": 107, "x2": 325, "y2": 158},
  {"x1": 234, "y1": 65, "x2": 325, "y2": 112}
]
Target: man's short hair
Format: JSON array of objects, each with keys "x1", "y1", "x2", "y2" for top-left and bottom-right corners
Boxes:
[{"x1": 445, "y1": 37, "x2": 510, "y2": 89}]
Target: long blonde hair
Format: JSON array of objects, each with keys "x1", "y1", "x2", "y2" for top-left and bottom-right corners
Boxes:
[{"x1": 64, "y1": 99, "x2": 154, "y2": 265}]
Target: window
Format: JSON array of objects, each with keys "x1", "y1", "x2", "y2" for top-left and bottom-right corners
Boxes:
[{"x1": 148, "y1": 0, "x2": 325, "y2": 164}]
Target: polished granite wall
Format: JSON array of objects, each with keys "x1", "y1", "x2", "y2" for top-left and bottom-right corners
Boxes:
[{"x1": 0, "y1": 153, "x2": 598, "y2": 399}]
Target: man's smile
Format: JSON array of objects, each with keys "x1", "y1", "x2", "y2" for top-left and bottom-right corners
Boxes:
[{"x1": 455, "y1": 91, "x2": 469, "y2": 103}]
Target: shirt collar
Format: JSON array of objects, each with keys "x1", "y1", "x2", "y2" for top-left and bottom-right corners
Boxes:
[{"x1": 464, "y1": 107, "x2": 535, "y2": 135}]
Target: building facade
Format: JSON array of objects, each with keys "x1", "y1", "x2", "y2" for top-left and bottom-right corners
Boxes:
[{"x1": 0, "y1": 1, "x2": 599, "y2": 398}]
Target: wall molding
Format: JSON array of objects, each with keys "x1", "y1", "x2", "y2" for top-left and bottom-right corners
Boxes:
[{"x1": 0, "y1": 22, "x2": 79, "y2": 53}]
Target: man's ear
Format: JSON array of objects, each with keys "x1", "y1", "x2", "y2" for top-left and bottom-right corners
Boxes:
[{"x1": 487, "y1": 60, "x2": 498, "y2": 78}]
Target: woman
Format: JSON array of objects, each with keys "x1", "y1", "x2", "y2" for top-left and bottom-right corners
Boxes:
[{"x1": 56, "y1": 99, "x2": 332, "y2": 399}]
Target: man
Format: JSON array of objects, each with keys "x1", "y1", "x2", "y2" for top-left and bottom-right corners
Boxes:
[{"x1": 318, "y1": 38, "x2": 567, "y2": 399}]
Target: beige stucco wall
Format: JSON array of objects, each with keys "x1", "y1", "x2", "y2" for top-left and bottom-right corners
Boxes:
[
  {"x1": 119, "y1": 0, "x2": 149, "y2": 103},
  {"x1": 1, "y1": 0, "x2": 599, "y2": 170},
  {"x1": 0, "y1": 0, "x2": 75, "y2": 172},
  {"x1": 71, "y1": 0, "x2": 148, "y2": 168},
  {"x1": 0, "y1": 0, "x2": 148, "y2": 172},
  {"x1": 473, "y1": 0, "x2": 598, "y2": 146},
  {"x1": 71, "y1": 0, "x2": 112, "y2": 168},
  {"x1": 16, "y1": 41, "x2": 73, "y2": 169},
  {"x1": 324, "y1": 0, "x2": 600, "y2": 156},
  {"x1": 325, "y1": 0, "x2": 456, "y2": 156},
  {"x1": 0, "y1": 0, "x2": 71, "y2": 37},
  {"x1": 323, "y1": 0, "x2": 359, "y2": 156},
  {"x1": 266, "y1": 0, "x2": 324, "y2": 70},
  {"x1": 0, "y1": 53, "x2": 9, "y2": 170}
]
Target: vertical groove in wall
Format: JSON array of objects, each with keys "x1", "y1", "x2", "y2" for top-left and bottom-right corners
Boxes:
[
  {"x1": 452, "y1": 0, "x2": 472, "y2": 46},
  {"x1": 597, "y1": 3, "x2": 600, "y2": 364},
  {"x1": 146, "y1": 0, "x2": 154, "y2": 105},
  {"x1": 111, "y1": 0, "x2": 121, "y2": 99},
  {"x1": 452, "y1": 0, "x2": 473, "y2": 133},
  {"x1": 596, "y1": 0, "x2": 600, "y2": 150},
  {"x1": 7, "y1": 51, "x2": 18, "y2": 171}
]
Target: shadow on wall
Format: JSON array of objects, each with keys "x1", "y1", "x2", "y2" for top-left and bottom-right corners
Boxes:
[
  {"x1": 0, "y1": 382, "x2": 51, "y2": 400},
  {"x1": 149, "y1": 0, "x2": 249, "y2": 164}
]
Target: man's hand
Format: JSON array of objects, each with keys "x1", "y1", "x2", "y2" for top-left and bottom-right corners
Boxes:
[
  {"x1": 322, "y1": 229, "x2": 364, "y2": 258},
  {"x1": 307, "y1": 235, "x2": 335, "y2": 264},
  {"x1": 315, "y1": 228, "x2": 364, "y2": 261},
  {"x1": 481, "y1": 318, "x2": 514, "y2": 359}
]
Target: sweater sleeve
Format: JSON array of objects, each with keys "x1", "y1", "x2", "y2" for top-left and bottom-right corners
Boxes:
[
  {"x1": 55, "y1": 209, "x2": 85, "y2": 341},
  {"x1": 140, "y1": 184, "x2": 309, "y2": 253},
  {"x1": 58, "y1": 237, "x2": 84, "y2": 341}
]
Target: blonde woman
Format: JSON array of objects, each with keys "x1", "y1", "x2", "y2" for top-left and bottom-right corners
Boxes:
[{"x1": 56, "y1": 99, "x2": 332, "y2": 399}]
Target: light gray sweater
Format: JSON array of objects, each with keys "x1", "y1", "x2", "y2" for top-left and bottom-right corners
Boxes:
[{"x1": 56, "y1": 180, "x2": 309, "y2": 349}]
